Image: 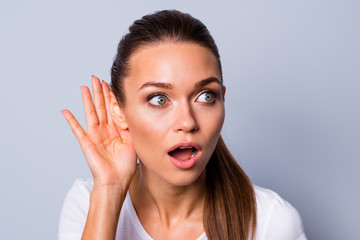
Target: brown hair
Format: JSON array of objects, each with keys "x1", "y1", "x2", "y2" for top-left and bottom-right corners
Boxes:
[{"x1": 110, "y1": 10, "x2": 256, "y2": 240}]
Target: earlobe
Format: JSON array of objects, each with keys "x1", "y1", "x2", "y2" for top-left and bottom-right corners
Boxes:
[{"x1": 110, "y1": 92, "x2": 128, "y2": 130}]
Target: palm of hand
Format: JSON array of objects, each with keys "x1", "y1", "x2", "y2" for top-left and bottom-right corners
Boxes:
[{"x1": 62, "y1": 76, "x2": 137, "y2": 190}]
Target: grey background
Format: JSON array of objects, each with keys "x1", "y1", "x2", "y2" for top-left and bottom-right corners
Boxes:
[{"x1": 1, "y1": 0, "x2": 359, "y2": 239}]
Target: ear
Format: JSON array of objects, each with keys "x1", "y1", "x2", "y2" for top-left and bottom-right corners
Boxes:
[
  {"x1": 110, "y1": 92, "x2": 128, "y2": 130},
  {"x1": 222, "y1": 85, "x2": 226, "y2": 101}
]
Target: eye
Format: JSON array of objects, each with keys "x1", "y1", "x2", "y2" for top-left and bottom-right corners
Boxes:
[
  {"x1": 148, "y1": 94, "x2": 169, "y2": 106},
  {"x1": 197, "y1": 91, "x2": 216, "y2": 103}
]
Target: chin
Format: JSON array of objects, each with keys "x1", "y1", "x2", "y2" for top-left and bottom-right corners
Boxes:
[
  {"x1": 138, "y1": 157, "x2": 208, "y2": 187},
  {"x1": 163, "y1": 169, "x2": 206, "y2": 187}
]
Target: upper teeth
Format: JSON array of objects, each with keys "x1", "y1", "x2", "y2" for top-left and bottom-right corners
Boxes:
[{"x1": 179, "y1": 147, "x2": 192, "y2": 149}]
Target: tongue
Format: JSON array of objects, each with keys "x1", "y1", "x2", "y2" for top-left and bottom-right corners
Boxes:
[{"x1": 169, "y1": 148, "x2": 193, "y2": 161}]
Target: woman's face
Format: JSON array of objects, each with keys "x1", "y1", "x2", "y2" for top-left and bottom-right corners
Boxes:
[{"x1": 121, "y1": 42, "x2": 225, "y2": 186}]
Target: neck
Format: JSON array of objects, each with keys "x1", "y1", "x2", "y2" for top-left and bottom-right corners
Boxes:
[{"x1": 129, "y1": 163, "x2": 207, "y2": 227}]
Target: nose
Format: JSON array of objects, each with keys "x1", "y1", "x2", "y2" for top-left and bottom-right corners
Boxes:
[{"x1": 172, "y1": 101, "x2": 199, "y2": 133}]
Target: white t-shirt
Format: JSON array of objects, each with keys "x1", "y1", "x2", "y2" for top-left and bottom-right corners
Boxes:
[{"x1": 58, "y1": 179, "x2": 307, "y2": 240}]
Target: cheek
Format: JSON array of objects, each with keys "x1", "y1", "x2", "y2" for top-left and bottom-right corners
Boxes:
[
  {"x1": 124, "y1": 102, "x2": 224, "y2": 159},
  {"x1": 124, "y1": 105, "x2": 172, "y2": 156},
  {"x1": 126, "y1": 106, "x2": 172, "y2": 134},
  {"x1": 197, "y1": 105, "x2": 225, "y2": 135},
  {"x1": 198, "y1": 105, "x2": 225, "y2": 150}
]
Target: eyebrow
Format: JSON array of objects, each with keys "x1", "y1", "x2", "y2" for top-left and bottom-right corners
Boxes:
[
  {"x1": 138, "y1": 77, "x2": 221, "y2": 91},
  {"x1": 138, "y1": 82, "x2": 173, "y2": 91},
  {"x1": 195, "y1": 77, "x2": 221, "y2": 88}
]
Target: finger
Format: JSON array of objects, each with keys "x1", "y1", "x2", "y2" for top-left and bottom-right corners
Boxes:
[
  {"x1": 102, "y1": 80, "x2": 113, "y2": 124},
  {"x1": 61, "y1": 109, "x2": 87, "y2": 144},
  {"x1": 92, "y1": 75, "x2": 107, "y2": 124},
  {"x1": 81, "y1": 85, "x2": 99, "y2": 128}
]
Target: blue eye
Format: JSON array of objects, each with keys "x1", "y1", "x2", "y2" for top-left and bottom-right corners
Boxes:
[
  {"x1": 148, "y1": 94, "x2": 168, "y2": 106},
  {"x1": 197, "y1": 91, "x2": 215, "y2": 103}
]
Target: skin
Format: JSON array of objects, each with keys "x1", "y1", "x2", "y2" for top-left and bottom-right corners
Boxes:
[{"x1": 62, "y1": 42, "x2": 225, "y2": 240}]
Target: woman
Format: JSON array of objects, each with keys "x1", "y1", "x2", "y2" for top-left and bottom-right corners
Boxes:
[{"x1": 59, "y1": 10, "x2": 306, "y2": 240}]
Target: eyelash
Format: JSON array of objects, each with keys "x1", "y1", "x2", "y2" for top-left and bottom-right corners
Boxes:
[
  {"x1": 199, "y1": 90, "x2": 217, "y2": 104},
  {"x1": 146, "y1": 89, "x2": 218, "y2": 108},
  {"x1": 146, "y1": 93, "x2": 169, "y2": 108}
]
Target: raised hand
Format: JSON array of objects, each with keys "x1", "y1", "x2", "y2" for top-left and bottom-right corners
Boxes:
[{"x1": 61, "y1": 75, "x2": 137, "y2": 192}]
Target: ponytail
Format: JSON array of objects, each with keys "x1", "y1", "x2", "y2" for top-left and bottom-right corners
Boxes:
[{"x1": 204, "y1": 136, "x2": 257, "y2": 240}]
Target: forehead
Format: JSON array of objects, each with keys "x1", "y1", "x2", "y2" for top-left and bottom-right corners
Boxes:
[{"x1": 124, "y1": 42, "x2": 221, "y2": 89}]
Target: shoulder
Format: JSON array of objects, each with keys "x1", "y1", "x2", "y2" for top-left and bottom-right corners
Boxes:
[
  {"x1": 60, "y1": 178, "x2": 94, "y2": 215},
  {"x1": 253, "y1": 185, "x2": 307, "y2": 240},
  {"x1": 58, "y1": 179, "x2": 94, "y2": 240},
  {"x1": 65, "y1": 178, "x2": 94, "y2": 199}
]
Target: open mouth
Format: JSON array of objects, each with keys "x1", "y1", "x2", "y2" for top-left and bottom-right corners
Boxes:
[{"x1": 168, "y1": 147, "x2": 199, "y2": 161}]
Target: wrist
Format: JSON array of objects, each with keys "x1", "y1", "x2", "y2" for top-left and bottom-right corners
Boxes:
[
  {"x1": 92, "y1": 174, "x2": 133, "y2": 194},
  {"x1": 82, "y1": 186, "x2": 126, "y2": 240},
  {"x1": 90, "y1": 184, "x2": 127, "y2": 207}
]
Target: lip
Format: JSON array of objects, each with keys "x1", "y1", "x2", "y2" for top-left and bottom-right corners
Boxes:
[
  {"x1": 168, "y1": 142, "x2": 202, "y2": 153},
  {"x1": 167, "y1": 142, "x2": 202, "y2": 169}
]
